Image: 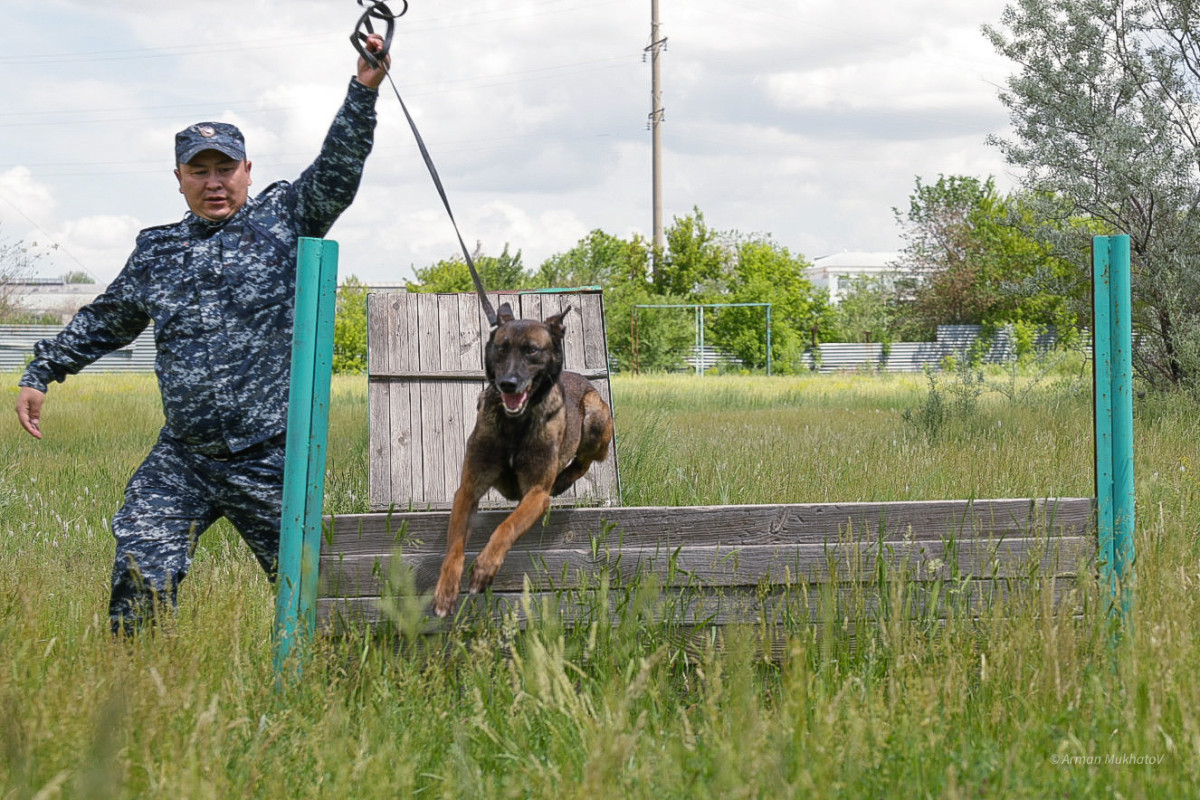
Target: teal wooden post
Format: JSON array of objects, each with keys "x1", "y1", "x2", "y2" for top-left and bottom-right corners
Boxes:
[
  {"x1": 1109, "y1": 236, "x2": 1135, "y2": 621},
  {"x1": 1092, "y1": 234, "x2": 1135, "y2": 626},
  {"x1": 274, "y1": 237, "x2": 339, "y2": 677}
]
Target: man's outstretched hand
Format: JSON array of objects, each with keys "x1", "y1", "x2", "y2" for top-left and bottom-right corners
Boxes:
[{"x1": 16, "y1": 386, "x2": 44, "y2": 439}]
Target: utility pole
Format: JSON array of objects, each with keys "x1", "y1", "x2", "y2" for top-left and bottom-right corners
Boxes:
[{"x1": 647, "y1": 0, "x2": 666, "y2": 274}]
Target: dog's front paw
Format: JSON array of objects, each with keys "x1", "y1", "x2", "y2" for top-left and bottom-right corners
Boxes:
[
  {"x1": 432, "y1": 580, "x2": 460, "y2": 618},
  {"x1": 468, "y1": 561, "x2": 498, "y2": 595}
]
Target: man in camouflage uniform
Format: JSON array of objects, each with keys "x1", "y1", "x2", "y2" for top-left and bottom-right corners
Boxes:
[{"x1": 14, "y1": 35, "x2": 391, "y2": 634}]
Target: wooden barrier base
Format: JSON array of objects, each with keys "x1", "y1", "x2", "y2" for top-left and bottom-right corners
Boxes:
[{"x1": 318, "y1": 498, "x2": 1096, "y2": 639}]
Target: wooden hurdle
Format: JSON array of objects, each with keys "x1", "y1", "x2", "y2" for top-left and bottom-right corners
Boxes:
[
  {"x1": 313, "y1": 288, "x2": 1097, "y2": 642},
  {"x1": 319, "y1": 498, "x2": 1096, "y2": 642},
  {"x1": 275, "y1": 236, "x2": 1133, "y2": 671}
]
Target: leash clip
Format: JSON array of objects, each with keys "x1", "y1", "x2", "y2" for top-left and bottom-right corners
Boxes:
[{"x1": 351, "y1": 0, "x2": 406, "y2": 69}]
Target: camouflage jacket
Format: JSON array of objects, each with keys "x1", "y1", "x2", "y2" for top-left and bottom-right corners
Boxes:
[{"x1": 20, "y1": 78, "x2": 379, "y2": 455}]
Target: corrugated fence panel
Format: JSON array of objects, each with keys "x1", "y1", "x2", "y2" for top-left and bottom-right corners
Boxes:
[
  {"x1": 802, "y1": 326, "x2": 1068, "y2": 374},
  {"x1": 0, "y1": 325, "x2": 156, "y2": 373}
]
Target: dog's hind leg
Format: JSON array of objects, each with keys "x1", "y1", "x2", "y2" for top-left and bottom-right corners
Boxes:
[
  {"x1": 469, "y1": 486, "x2": 551, "y2": 594},
  {"x1": 551, "y1": 391, "x2": 613, "y2": 496},
  {"x1": 551, "y1": 458, "x2": 592, "y2": 496}
]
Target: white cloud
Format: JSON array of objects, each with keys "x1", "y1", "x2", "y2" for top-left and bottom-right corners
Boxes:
[
  {"x1": 3, "y1": 0, "x2": 1018, "y2": 283},
  {"x1": 0, "y1": 167, "x2": 57, "y2": 230}
]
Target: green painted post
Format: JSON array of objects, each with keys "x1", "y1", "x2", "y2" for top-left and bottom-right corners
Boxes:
[
  {"x1": 274, "y1": 237, "x2": 339, "y2": 677},
  {"x1": 1108, "y1": 235, "x2": 1135, "y2": 621},
  {"x1": 1092, "y1": 238, "x2": 1115, "y2": 612},
  {"x1": 1093, "y1": 234, "x2": 1134, "y2": 627}
]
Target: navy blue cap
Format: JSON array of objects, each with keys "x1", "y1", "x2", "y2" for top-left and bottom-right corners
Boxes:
[{"x1": 175, "y1": 122, "x2": 246, "y2": 164}]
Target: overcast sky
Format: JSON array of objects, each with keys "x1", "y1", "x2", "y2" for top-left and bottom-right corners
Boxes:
[{"x1": 1, "y1": 0, "x2": 1017, "y2": 285}]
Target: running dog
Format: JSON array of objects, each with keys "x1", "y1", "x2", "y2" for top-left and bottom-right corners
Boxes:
[{"x1": 432, "y1": 302, "x2": 613, "y2": 618}]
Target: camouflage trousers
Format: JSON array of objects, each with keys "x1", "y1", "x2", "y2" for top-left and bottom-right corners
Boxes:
[{"x1": 109, "y1": 431, "x2": 286, "y2": 634}]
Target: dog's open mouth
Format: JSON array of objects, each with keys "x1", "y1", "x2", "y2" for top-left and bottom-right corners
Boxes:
[{"x1": 500, "y1": 390, "x2": 529, "y2": 415}]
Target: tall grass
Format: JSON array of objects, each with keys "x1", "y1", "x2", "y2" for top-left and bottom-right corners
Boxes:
[{"x1": 2, "y1": 369, "x2": 1199, "y2": 797}]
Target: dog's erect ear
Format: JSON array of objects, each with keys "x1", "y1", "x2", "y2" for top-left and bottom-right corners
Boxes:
[
  {"x1": 497, "y1": 302, "x2": 515, "y2": 325},
  {"x1": 544, "y1": 305, "x2": 571, "y2": 340}
]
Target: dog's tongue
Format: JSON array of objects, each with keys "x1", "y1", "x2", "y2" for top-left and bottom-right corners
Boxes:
[{"x1": 501, "y1": 391, "x2": 527, "y2": 411}]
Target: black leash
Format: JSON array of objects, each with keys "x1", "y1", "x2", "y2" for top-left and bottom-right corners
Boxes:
[{"x1": 350, "y1": 0, "x2": 499, "y2": 328}]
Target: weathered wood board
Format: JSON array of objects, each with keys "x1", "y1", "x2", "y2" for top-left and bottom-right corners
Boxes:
[
  {"x1": 317, "y1": 497, "x2": 1096, "y2": 633},
  {"x1": 367, "y1": 290, "x2": 620, "y2": 511}
]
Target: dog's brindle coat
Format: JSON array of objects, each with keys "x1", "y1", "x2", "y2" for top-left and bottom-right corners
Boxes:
[{"x1": 433, "y1": 303, "x2": 613, "y2": 618}]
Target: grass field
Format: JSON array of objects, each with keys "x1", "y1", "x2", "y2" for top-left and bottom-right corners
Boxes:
[{"x1": 2, "y1": 367, "x2": 1199, "y2": 798}]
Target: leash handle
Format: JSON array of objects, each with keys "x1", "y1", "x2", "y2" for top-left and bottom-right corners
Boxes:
[{"x1": 350, "y1": 0, "x2": 405, "y2": 69}]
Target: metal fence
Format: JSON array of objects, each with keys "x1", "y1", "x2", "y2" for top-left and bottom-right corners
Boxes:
[
  {"x1": 801, "y1": 325, "x2": 1061, "y2": 374},
  {"x1": 0, "y1": 325, "x2": 156, "y2": 374}
]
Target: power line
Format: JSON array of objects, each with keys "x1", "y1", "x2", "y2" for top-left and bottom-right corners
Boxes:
[
  {"x1": 0, "y1": 1, "x2": 596, "y2": 66},
  {"x1": 1, "y1": 196, "x2": 99, "y2": 281},
  {"x1": 0, "y1": 55, "x2": 641, "y2": 131},
  {"x1": 0, "y1": 35, "x2": 329, "y2": 65}
]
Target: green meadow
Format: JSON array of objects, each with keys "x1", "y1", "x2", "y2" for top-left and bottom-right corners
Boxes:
[{"x1": 2, "y1": 368, "x2": 1199, "y2": 798}]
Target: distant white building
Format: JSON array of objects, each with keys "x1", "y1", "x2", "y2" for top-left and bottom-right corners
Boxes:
[
  {"x1": 9, "y1": 278, "x2": 106, "y2": 323},
  {"x1": 806, "y1": 251, "x2": 903, "y2": 305}
]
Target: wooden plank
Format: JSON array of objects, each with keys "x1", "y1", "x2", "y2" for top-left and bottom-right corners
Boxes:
[
  {"x1": 367, "y1": 293, "x2": 392, "y2": 510},
  {"x1": 555, "y1": 295, "x2": 588, "y2": 369},
  {"x1": 315, "y1": 578, "x2": 1086, "y2": 634},
  {"x1": 575, "y1": 291, "x2": 618, "y2": 502},
  {"x1": 393, "y1": 293, "x2": 423, "y2": 507},
  {"x1": 396, "y1": 293, "x2": 421, "y2": 506},
  {"x1": 326, "y1": 498, "x2": 1096, "y2": 556},
  {"x1": 319, "y1": 535, "x2": 1095, "y2": 598},
  {"x1": 437, "y1": 294, "x2": 465, "y2": 504},
  {"x1": 518, "y1": 293, "x2": 544, "y2": 332},
  {"x1": 579, "y1": 293, "x2": 607, "y2": 372},
  {"x1": 414, "y1": 293, "x2": 444, "y2": 506}
]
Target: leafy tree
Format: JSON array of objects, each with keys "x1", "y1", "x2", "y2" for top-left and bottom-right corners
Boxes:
[
  {"x1": 534, "y1": 229, "x2": 649, "y2": 289},
  {"x1": 986, "y1": 0, "x2": 1200, "y2": 391},
  {"x1": 704, "y1": 236, "x2": 831, "y2": 373},
  {"x1": 893, "y1": 175, "x2": 1086, "y2": 341},
  {"x1": 656, "y1": 208, "x2": 731, "y2": 297},
  {"x1": 0, "y1": 226, "x2": 42, "y2": 323},
  {"x1": 61, "y1": 270, "x2": 94, "y2": 284},
  {"x1": 829, "y1": 275, "x2": 896, "y2": 344},
  {"x1": 894, "y1": 175, "x2": 1009, "y2": 336},
  {"x1": 533, "y1": 229, "x2": 694, "y2": 372},
  {"x1": 609, "y1": 283, "x2": 694, "y2": 373},
  {"x1": 407, "y1": 243, "x2": 530, "y2": 293},
  {"x1": 534, "y1": 230, "x2": 676, "y2": 371},
  {"x1": 979, "y1": 190, "x2": 1091, "y2": 347},
  {"x1": 332, "y1": 275, "x2": 369, "y2": 374}
]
